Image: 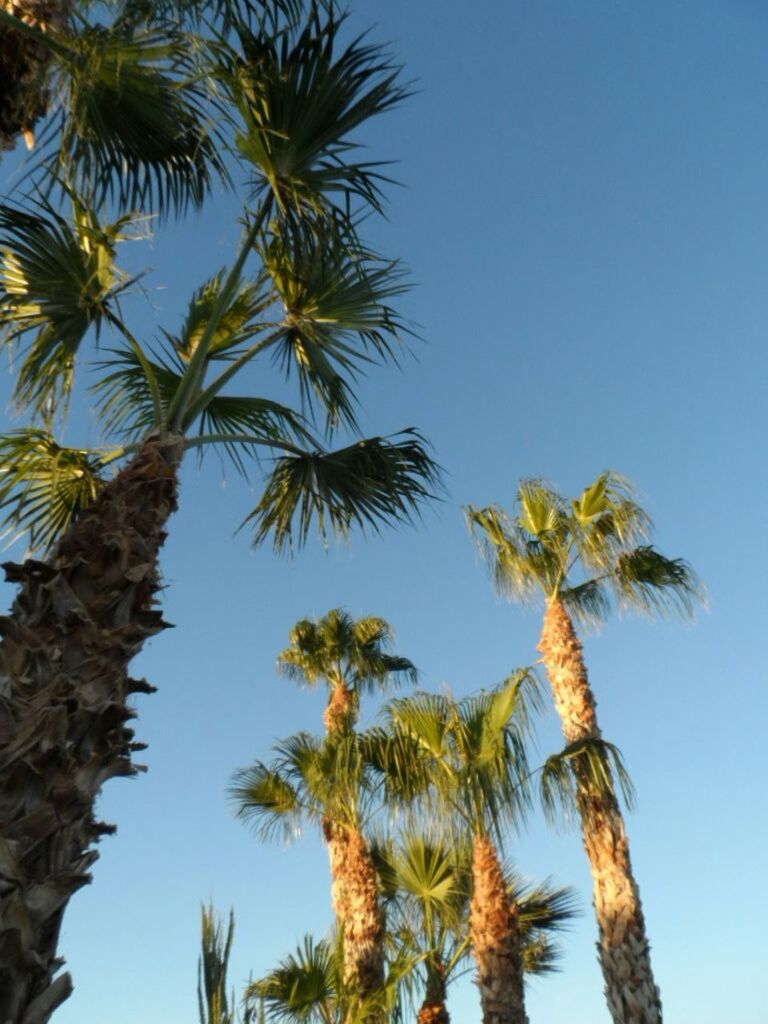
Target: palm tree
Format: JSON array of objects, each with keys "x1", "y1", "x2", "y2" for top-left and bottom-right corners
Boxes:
[
  {"x1": 368, "y1": 671, "x2": 539, "y2": 1024},
  {"x1": 277, "y1": 609, "x2": 417, "y2": 736},
  {"x1": 249, "y1": 930, "x2": 408, "y2": 1024},
  {"x1": 372, "y1": 832, "x2": 578, "y2": 1024},
  {"x1": 232, "y1": 729, "x2": 389, "y2": 1017},
  {"x1": 0, "y1": 5, "x2": 438, "y2": 1020},
  {"x1": 197, "y1": 903, "x2": 256, "y2": 1024},
  {"x1": 467, "y1": 473, "x2": 702, "y2": 1024}
]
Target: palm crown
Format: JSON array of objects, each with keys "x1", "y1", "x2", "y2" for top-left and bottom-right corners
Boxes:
[
  {"x1": 367, "y1": 670, "x2": 540, "y2": 845},
  {"x1": 0, "y1": 2, "x2": 440, "y2": 554},
  {"x1": 278, "y1": 609, "x2": 417, "y2": 727},
  {"x1": 467, "y1": 472, "x2": 701, "y2": 625}
]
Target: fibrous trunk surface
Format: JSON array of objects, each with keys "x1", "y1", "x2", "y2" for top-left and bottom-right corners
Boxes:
[
  {"x1": 417, "y1": 964, "x2": 449, "y2": 1024},
  {"x1": 323, "y1": 680, "x2": 354, "y2": 736},
  {"x1": 0, "y1": 1, "x2": 70, "y2": 150},
  {"x1": 470, "y1": 835, "x2": 528, "y2": 1024},
  {"x1": 538, "y1": 596, "x2": 663, "y2": 1024},
  {"x1": 0, "y1": 437, "x2": 181, "y2": 1024},
  {"x1": 323, "y1": 819, "x2": 384, "y2": 1002}
]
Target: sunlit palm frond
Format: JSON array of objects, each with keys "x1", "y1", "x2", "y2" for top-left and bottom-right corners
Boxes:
[
  {"x1": 465, "y1": 505, "x2": 543, "y2": 601},
  {"x1": 230, "y1": 761, "x2": 304, "y2": 844},
  {"x1": 518, "y1": 479, "x2": 568, "y2": 540},
  {"x1": 0, "y1": 197, "x2": 137, "y2": 419},
  {"x1": 51, "y1": 22, "x2": 227, "y2": 216},
  {"x1": 198, "y1": 904, "x2": 236, "y2": 1024},
  {"x1": 612, "y1": 545, "x2": 703, "y2": 618},
  {"x1": 539, "y1": 738, "x2": 636, "y2": 827},
  {"x1": 169, "y1": 272, "x2": 273, "y2": 364},
  {"x1": 249, "y1": 934, "x2": 340, "y2": 1024},
  {"x1": 0, "y1": 428, "x2": 111, "y2": 552},
  {"x1": 570, "y1": 471, "x2": 651, "y2": 574},
  {"x1": 263, "y1": 222, "x2": 411, "y2": 429},
  {"x1": 223, "y1": 4, "x2": 407, "y2": 219},
  {"x1": 247, "y1": 430, "x2": 439, "y2": 552}
]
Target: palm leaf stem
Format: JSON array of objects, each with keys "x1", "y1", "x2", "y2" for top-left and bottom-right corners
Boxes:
[
  {"x1": 166, "y1": 201, "x2": 269, "y2": 430},
  {"x1": 182, "y1": 326, "x2": 286, "y2": 426}
]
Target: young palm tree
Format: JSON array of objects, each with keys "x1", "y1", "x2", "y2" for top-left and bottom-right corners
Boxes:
[
  {"x1": 373, "y1": 832, "x2": 578, "y2": 1024},
  {"x1": 232, "y1": 729, "x2": 389, "y2": 1017},
  {"x1": 368, "y1": 672, "x2": 539, "y2": 1024},
  {"x1": 0, "y1": 5, "x2": 438, "y2": 1020},
  {"x1": 197, "y1": 904, "x2": 256, "y2": 1024},
  {"x1": 250, "y1": 930, "x2": 409, "y2": 1024},
  {"x1": 278, "y1": 609, "x2": 417, "y2": 736},
  {"x1": 467, "y1": 473, "x2": 702, "y2": 1024}
]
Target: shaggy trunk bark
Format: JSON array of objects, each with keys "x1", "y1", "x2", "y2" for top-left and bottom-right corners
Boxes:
[
  {"x1": 538, "y1": 596, "x2": 663, "y2": 1024},
  {"x1": 417, "y1": 959, "x2": 449, "y2": 1024},
  {"x1": 323, "y1": 680, "x2": 354, "y2": 736},
  {"x1": 0, "y1": 1, "x2": 70, "y2": 151},
  {"x1": 470, "y1": 835, "x2": 528, "y2": 1024},
  {"x1": 323, "y1": 819, "x2": 385, "y2": 1006},
  {"x1": 0, "y1": 435, "x2": 181, "y2": 1024}
]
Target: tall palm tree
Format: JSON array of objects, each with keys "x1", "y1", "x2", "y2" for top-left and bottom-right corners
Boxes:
[
  {"x1": 372, "y1": 832, "x2": 578, "y2": 1024},
  {"x1": 467, "y1": 473, "x2": 702, "y2": 1024},
  {"x1": 232, "y1": 729, "x2": 389, "y2": 1017},
  {"x1": 368, "y1": 672, "x2": 539, "y2": 1024},
  {"x1": 277, "y1": 609, "x2": 417, "y2": 736},
  {"x1": 0, "y1": 5, "x2": 438, "y2": 1020}
]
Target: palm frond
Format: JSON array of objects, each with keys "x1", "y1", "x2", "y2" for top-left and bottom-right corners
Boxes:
[
  {"x1": 263, "y1": 222, "x2": 411, "y2": 429},
  {"x1": 539, "y1": 738, "x2": 636, "y2": 826},
  {"x1": 91, "y1": 344, "x2": 183, "y2": 438},
  {"x1": 465, "y1": 505, "x2": 542, "y2": 602},
  {"x1": 230, "y1": 761, "x2": 303, "y2": 844},
  {"x1": 612, "y1": 545, "x2": 703, "y2": 618},
  {"x1": 222, "y1": 4, "x2": 407, "y2": 220},
  {"x1": 0, "y1": 197, "x2": 137, "y2": 419},
  {"x1": 247, "y1": 430, "x2": 440, "y2": 552},
  {"x1": 558, "y1": 579, "x2": 611, "y2": 627},
  {"x1": 197, "y1": 395, "x2": 314, "y2": 474},
  {"x1": 0, "y1": 428, "x2": 111, "y2": 552},
  {"x1": 249, "y1": 934, "x2": 339, "y2": 1024},
  {"x1": 51, "y1": 22, "x2": 227, "y2": 216},
  {"x1": 198, "y1": 904, "x2": 236, "y2": 1024}
]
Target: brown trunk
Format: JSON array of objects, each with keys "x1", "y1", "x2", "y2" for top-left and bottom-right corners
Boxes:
[
  {"x1": 470, "y1": 835, "x2": 528, "y2": 1024},
  {"x1": 0, "y1": 2, "x2": 70, "y2": 151},
  {"x1": 323, "y1": 680, "x2": 354, "y2": 736},
  {"x1": 417, "y1": 960, "x2": 449, "y2": 1024},
  {"x1": 538, "y1": 596, "x2": 663, "y2": 1024},
  {"x1": 0, "y1": 435, "x2": 181, "y2": 1024},
  {"x1": 323, "y1": 818, "x2": 384, "y2": 1002}
]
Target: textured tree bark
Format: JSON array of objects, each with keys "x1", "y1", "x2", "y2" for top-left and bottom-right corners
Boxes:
[
  {"x1": 417, "y1": 961, "x2": 449, "y2": 1024},
  {"x1": 323, "y1": 680, "x2": 354, "y2": 735},
  {"x1": 323, "y1": 819, "x2": 385, "y2": 1006},
  {"x1": 470, "y1": 835, "x2": 528, "y2": 1024},
  {"x1": 538, "y1": 596, "x2": 663, "y2": 1024},
  {"x1": 0, "y1": 436, "x2": 181, "y2": 1024},
  {"x1": 0, "y1": 1, "x2": 70, "y2": 151}
]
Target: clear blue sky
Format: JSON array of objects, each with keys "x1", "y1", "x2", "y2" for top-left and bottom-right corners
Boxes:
[{"x1": 2, "y1": 1, "x2": 767, "y2": 1021}]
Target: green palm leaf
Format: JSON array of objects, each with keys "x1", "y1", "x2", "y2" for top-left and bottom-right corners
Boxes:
[
  {"x1": 222, "y1": 4, "x2": 407, "y2": 219},
  {"x1": 0, "y1": 196, "x2": 138, "y2": 418},
  {"x1": 0, "y1": 428, "x2": 111, "y2": 552},
  {"x1": 51, "y1": 22, "x2": 227, "y2": 216},
  {"x1": 263, "y1": 222, "x2": 411, "y2": 429},
  {"x1": 248, "y1": 430, "x2": 440, "y2": 552},
  {"x1": 612, "y1": 545, "x2": 702, "y2": 617}
]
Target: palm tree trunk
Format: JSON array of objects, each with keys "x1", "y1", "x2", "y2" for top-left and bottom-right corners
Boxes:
[
  {"x1": 0, "y1": 1, "x2": 70, "y2": 151},
  {"x1": 0, "y1": 435, "x2": 182, "y2": 1024},
  {"x1": 323, "y1": 819, "x2": 385, "y2": 1002},
  {"x1": 323, "y1": 680, "x2": 354, "y2": 735},
  {"x1": 417, "y1": 959, "x2": 449, "y2": 1024},
  {"x1": 470, "y1": 835, "x2": 528, "y2": 1024},
  {"x1": 538, "y1": 596, "x2": 662, "y2": 1024}
]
